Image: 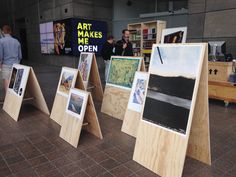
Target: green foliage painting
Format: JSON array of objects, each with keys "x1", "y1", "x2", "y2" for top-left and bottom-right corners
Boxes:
[{"x1": 107, "y1": 57, "x2": 141, "y2": 89}]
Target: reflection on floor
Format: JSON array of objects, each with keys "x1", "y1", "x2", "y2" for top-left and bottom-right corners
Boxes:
[{"x1": 0, "y1": 62, "x2": 236, "y2": 177}]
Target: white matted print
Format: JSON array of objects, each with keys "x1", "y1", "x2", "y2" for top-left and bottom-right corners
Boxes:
[
  {"x1": 78, "y1": 52, "x2": 93, "y2": 87},
  {"x1": 143, "y1": 43, "x2": 205, "y2": 135},
  {"x1": 161, "y1": 27, "x2": 187, "y2": 44},
  {"x1": 127, "y1": 72, "x2": 149, "y2": 113},
  {"x1": 106, "y1": 56, "x2": 142, "y2": 90},
  {"x1": 8, "y1": 64, "x2": 30, "y2": 98},
  {"x1": 149, "y1": 44, "x2": 203, "y2": 78},
  {"x1": 66, "y1": 88, "x2": 89, "y2": 120},
  {"x1": 57, "y1": 67, "x2": 77, "y2": 97}
]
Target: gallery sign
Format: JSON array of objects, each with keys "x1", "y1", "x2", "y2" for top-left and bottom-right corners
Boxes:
[{"x1": 39, "y1": 18, "x2": 107, "y2": 56}]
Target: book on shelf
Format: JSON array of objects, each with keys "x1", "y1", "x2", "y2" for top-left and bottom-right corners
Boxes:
[{"x1": 143, "y1": 28, "x2": 157, "y2": 40}]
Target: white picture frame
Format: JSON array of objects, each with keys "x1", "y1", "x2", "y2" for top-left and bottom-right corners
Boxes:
[
  {"x1": 56, "y1": 67, "x2": 78, "y2": 97},
  {"x1": 161, "y1": 27, "x2": 187, "y2": 44},
  {"x1": 8, "y1": 64, "x2": 30, "y2": 98},
  {"x1": 78, "y1": 52, "x2": 93, "y2": 88},
  {"x1": 106, "y1": 56, "x2": 142, "y2": 90},
  {"x1": 66, "y1": 88, "x2": 89, "y2": 120},
  {"x1": 127, "y1": 72, "x2": 149, "y2": 113},
  {"x1": 144, "y1": 43, "x2": 205, "y2": 136}
]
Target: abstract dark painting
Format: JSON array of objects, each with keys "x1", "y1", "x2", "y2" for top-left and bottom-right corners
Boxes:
[
  {"x1": 144, "y1": 44, "x2": 203, "y2": 135},
  {"x1": 143, "y1": 74, "x2": 195, "y2": 134}
]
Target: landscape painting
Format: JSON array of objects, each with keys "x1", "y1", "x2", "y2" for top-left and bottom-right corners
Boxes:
[
  {"x1": 143, "y1": 44, "x2": 204, "y2": 135},
  {"x1": 66, "y1": 88, "x2": 89, "y2": 119},
  {"x1": 107, "y1": 57, "x2": 141, "y2": 89},
  {"x1": 57, "y1": 68, "x2": 77, "y2": 97},
  {"x1": 161, "y1": 27, "x2": 187, "y2": 44},
  {"x1": 128, "y1": 72, "x2": 148, "y2": 113},
  {"x1": 78, "y1": 52, "x2": 93, "y2": 82},
  {"x1": 67, "y1": 93, "x2": 83, "y2": 116}
]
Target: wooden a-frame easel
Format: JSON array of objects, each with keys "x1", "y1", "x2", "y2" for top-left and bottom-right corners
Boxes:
[
  {"x1": 3, "y1": 64, "x2": 49, "y2": 121},
  {"x1": 121, "y1": 72, "x2": 149, "y2": 138},
  {"x1": 101, "y1": 58, "x2": 146, "y2": 120},
  {"x1": 50, "y1": 67, "x2": 85, "y2": 126},
  {"x1": 133, "y1": 43, "x2": 211, "y2": 177},
  {"x1": 86, "y1": 54, "x2": 104, "y2": 102},
  {"x1": 59, "y1": 89, "x2": 103, "y2": 148}
]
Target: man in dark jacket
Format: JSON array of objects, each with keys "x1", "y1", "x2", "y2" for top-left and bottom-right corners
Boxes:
[
  {"x1": 101, "y1": 35, "x2": 114, "y2": 80},
  {"x1": 115, "y1": 29, "x2": 133, "y2": 56}
]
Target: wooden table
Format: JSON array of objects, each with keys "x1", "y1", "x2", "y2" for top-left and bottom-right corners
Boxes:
[{"x1": 208, "y1": 61, "x2": 236, "y2": 106}]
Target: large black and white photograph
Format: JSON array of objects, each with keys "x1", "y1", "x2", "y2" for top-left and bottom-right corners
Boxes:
[{"x1": 144, "y1": 44, "x2": 204, "y2": 135}]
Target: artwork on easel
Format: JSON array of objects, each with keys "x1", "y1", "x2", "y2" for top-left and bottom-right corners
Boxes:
[
  {"x1": 9, "y1": 67, "x2": 17, "y2": 89},
  {"x1": 106, "y1": 57, "x2": 142, "y2": 90},
  {"x1": 4, "y1": 64, "x2": 50, "y2": 122},
  {"x1": 60, "y1": 88, "x2": 102, "y2": 148},
  {"x1": 8, "y1": 65, "x2": 30, "y2": 97},
  {"x1": 161, "y1": 27, "x2": 187, "y2": 44},
  {"x1": 57, "y1": 68, "x2": 77, "y2": 97},
  {"x1": 66, "y1": 88, "x2": 88, "y2": 120},
  {"x1": 127, "y1": 72, "x2": 149, "y2": 113},
  {"x1": 144, "y1": 45, "x2": 204, "y2": 135},
  {"x1": 78, "y1": 52, "x2": 93, "y2": 88}
]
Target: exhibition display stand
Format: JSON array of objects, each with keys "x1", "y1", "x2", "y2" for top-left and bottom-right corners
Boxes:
[
  {"x1": 60, "y1": 88, "x2": 103, "y2": 148},
  {"x1": 3, "y1": 64, "x2": 49, "y2": 121},
  {"x1": 101, "y1": 56, "x2": 145, "y2": 120},
  {"x1": 50, "y1": 67, "x2": 85, "y2": 125},
  {"x1": 78, "y1": 52, "x2": 104, "y2": 102},
  {"x1": 133, "y1": 43, "x2": 211, "y2": 177},
  {"x1": 121, "y1": 71, "x2": 149, "y2": 137}
]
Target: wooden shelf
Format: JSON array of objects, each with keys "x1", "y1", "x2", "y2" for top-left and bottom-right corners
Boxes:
[
  {"x1": 128, "y1": 20, "x2": 166, "y2": 62},
  {"x1": 143, "y1": 39, "x2": 156, "y2": 41},
  {"x1": 130, "y1": 40, "x2": 141, "y2": 42}
]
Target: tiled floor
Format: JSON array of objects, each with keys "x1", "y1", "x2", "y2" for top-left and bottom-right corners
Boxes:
[{"x1": 0, "y1": 62, "x2": 236, "y2": 177}]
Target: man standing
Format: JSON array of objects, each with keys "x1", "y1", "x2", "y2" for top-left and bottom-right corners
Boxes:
[
  {"x1": 0, "y1": 25, "x2": 22, "y2": 93},
  {"x1": 115, "y1": 29, "x2": 133, "y2": 56},
  {"x1": 101, "y1": 35, "x2": 114, "y2": 80}
]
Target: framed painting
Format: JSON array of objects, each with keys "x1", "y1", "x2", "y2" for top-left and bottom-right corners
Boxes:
[
  {"x1": 66, "y1": 88, "x2": 89, "y2": 120},
  {"x1": 127, "y1": 72, "x2": 149, "y2": 113},
  {"x1": 161, "y1": 27, "x2": 187, "y2": 44},
  {"x1": 106, "y1": 56, "x2": 142, "y2": 90},
  {"x1": 57, "y1": 67, "x2": 77, "y2": 97},
  {"x1": 143, "y1": 44, "x2": 204, "y2": 135},
  {"x1": 78, "y1": 52, "x2": 93, "y2": 87},
  {"x1": 8, "y1": 64, "x2": 30, "y2": 97}
]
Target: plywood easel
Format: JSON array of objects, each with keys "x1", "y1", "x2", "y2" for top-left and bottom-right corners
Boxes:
[
  {"x1": 101, "y1": 59, "x2": 146, "y2": 120},
  {"x1": 187, "y1": 49, "x2": 211, "y2": 165},
  {"x1": 133, "y1": 44, "x2": 211, "y2": 177},
  {"x1": 121, "y1": 72, "x2": 148, "y2": 138},
  {"x1": 3, "y1": 66, "x2": 49, "y2": 121},
  {"x1": 121, "y1": 109, "x2": 141, "y2": 138},
  {"x1": 60, "y1": 92, "x2": 103, "y2": 148},
  {"x1": 87, "y1": 54, "x2": 104, "y2": 102},
  {"x1": 50, "y1": 68, "x2": 85, "y2": 126}
]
